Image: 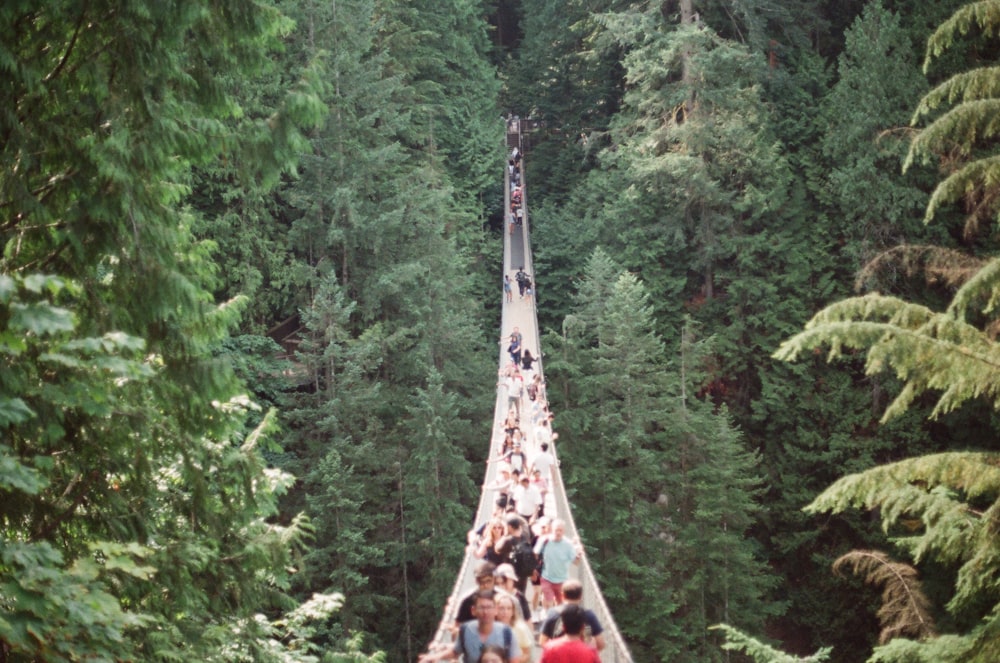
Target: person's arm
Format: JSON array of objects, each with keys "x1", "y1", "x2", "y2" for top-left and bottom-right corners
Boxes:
[
  {"x1": 594, "y1": 633, "x2": 607, "y2": 651},
  {"x1": 506, "y1": 626, "x2": 522, "y2": 663},
  {"x1": 418, "y1": 645, "x2": 458, "y2": 663}
]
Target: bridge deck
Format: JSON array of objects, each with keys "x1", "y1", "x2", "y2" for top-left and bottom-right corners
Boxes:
[{"x1": 424, "y1": 135, "x2": 631, "y2": 663}]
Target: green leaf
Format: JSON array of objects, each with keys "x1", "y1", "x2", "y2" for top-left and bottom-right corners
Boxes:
[{"x1": 9, "y1": 302, "x2": 76, "y2": 336}]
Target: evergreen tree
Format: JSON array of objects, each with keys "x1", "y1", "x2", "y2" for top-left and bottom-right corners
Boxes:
[
  {"x1": 551, "y1": 253, "x2": 775, "y2": 662},
  {"x1": 775, "y1": 2, "x2": 1000, "y2": 660},
  {"x1": 0, "y1": 1, "x2": 339, "y2": 660}
]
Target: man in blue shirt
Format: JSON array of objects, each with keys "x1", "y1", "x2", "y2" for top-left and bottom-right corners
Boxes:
[
  {"x1": 420, "y1": 591, "x2": 521, "y2": 663},
  {"x1": 540, "y1": 518, "x2": 581, "y2": 609}
]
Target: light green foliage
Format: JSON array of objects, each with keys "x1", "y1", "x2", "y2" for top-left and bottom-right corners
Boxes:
[
  {"x1": 905, "y1": 0, "x2": 1000, "y2": 229},
  {"x1": 776, "y1": 3, "x2": 1000, "y2": 660},
  {"x1": 712, "y1": 623, "x2": 832, "y2": 662},
  {"x1": 775, "y1": 292, "x2": 1000, "y2": 421}
]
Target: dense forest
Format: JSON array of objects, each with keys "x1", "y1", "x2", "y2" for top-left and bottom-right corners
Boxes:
[{"x1": 5, "y1": 0, "x2": 1000, "y2": 662}]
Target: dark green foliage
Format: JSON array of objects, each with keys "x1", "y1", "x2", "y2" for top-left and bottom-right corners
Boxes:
[
  {"x1": 548, "y1": 252, "x2": 776, "y2": 661},
  {"x1": 0, "y1": 2, "x2": 341, "y2": 659}
]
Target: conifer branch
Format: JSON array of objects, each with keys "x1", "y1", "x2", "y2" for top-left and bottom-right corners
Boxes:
[
  {"x1": 775, "y1": 294, "x2": 1000, "y2": 420},
  {"x1": 923, "y1": 1, "x2": 1000, "y2": 73},
  {"x1": 832, "y1": 550, "x2": 936, "y2": 644},
  {"x1": 854, "y1": 245, "x2": 986, "y2": 293}
]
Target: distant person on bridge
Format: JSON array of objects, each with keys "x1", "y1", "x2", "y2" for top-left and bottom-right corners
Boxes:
[
  {"x1": 514, "y1": 269, "x2": 530, "y2": 298},
  {"x1": 506, "y1": 327, "x2": 523, "y2": 365},
  {"x1": 496, "y1": 516, "x2": 535, "y2": 594},
  {"x1": 534, "y1": 418, "x2": 557, "y2": 451},
  {"x1": 520, "y1": 350, "x2": 536, "y2": 378},
  {"x1": 476, "y1": 518, "x2": 511, "y2": 566},
  {"x1": 422, "y1": 590, "x2": 521, "y2": 663},
  {"x1": 530, "y1": 517, "x2": 553, "y2": 620},
  {"x1": 538, "y1": 604, "x2": 600, "y2": 663},
  {"x1": 505, "y1": 372, "x2": 524, "y2": 418},
  {"x1": 530, "y1": 443, "x2": 556, "y2": 482},
  {"x1": 538, "y1": 579, "x2": 606, "y2": 652},
  {"x1": 512, "y1": 474, "x2": 543, "y2": 525},
  {"x1": 494, "y1": 561, "x2": 531, "y2": 621}
]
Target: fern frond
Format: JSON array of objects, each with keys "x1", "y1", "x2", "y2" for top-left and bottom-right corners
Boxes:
[
  {"x1": 924, "y1": 1, "x2": 1000, "y2": 73},
  {"x1": 774, "y1": 294, "x2": 1000, "y2": 420},
  {"x1": 833, "y1": 550, "x2": 936, "y2": 644},
  {"x1": 855, "y1": 245, "x2": 986, "y2": 293},
  {"x1": 905, "y1": 100, "x2": 1000, "y2": 171}
]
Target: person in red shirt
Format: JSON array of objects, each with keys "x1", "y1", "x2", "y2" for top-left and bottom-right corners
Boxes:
[{"x1": 539, "y1": 604, "x2": 600, "y2": 663}]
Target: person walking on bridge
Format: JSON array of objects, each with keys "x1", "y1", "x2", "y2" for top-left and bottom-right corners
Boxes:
[
  {"x1": 515, "y1": 268, "x2": 529, "y2": 298},
  {"x1": 538, "y1": 579, "x2": 606, "y2": 652},
  {"x1": 538, "y1": 604, "x2": 600, "y2": 663},
  {"x1": 539, "y1": 519, "x2": 581, "y2": 610},
  {"x1": 421, "y1": 591, "x2": 521, "y2": 663}
]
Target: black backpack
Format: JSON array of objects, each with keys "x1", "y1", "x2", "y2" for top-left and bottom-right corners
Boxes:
[{"x1": 510, "y1": 538, "x2": 537, "y2": 580}]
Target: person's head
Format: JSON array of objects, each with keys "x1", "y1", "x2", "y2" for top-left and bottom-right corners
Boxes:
[
  {"x1": 494, "y1": 563, "x2": 518, "y2": 590},
  {"x1": 560, "y1": 604, "x2": 586, "y2": 637},
  {"x1": 494, "y1": 593, "x2": 519, "y2": 626},
  {"x1": 479, "y1": 644, "x2": 509, "y2": 663},
  {"x1": 519, "y1": 476, "x2": 529, "y2": 487},
  {"x1": 540, "y1": 443, "x2": 548, "y2": 452},
  {"x1": 475, "y1": 562, "x2": 497, "y2": 589},
  {"x1": 505, "y1": 516, "x2": 522, "y2": 533},
  {"x1": 524, "y1": 349, "x2": 532, "y2": 359},
  {"x1": 562, "y1": 579, "x2": 583, "y2": 602},
  {"x1": 551, "y1": 518, "x2": 566, "y2": 541},
  {"x1": 488, "y1": 519, "x2": 505, "y2": 540},
  {"x1": 473, "y1": 590, "x2": 498, "y2": 624}
]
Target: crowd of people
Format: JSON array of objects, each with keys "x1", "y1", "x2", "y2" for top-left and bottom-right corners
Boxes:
[{"x1": 420, "y1": 142, "x2": 606, "y2": 663}]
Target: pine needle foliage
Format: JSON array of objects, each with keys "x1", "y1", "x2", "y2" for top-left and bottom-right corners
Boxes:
[
  {"x1": 831, "y1": 550, "x2": 936, "y2": 644},
  {"x1": 922, "y1": 1, "x2": 1000, "y2": 71},
  {"x1": 855, "y1": 245, "x2": 986, "y2": 293},
  {"x1": 774, "y1": 292, "x2": 1000, "y2": 421},
  {"x1": 711, "y1": 623, "x2": 832, "y2": 662},
  {"x1": 904, "y1": 1, "x2": 1000, "y2": 228},
  {"x1": 777, "y1": 6, "x2": 1000, "y2": 659}
]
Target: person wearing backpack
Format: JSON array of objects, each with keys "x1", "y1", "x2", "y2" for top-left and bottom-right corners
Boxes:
[
  {"x1": 497, "y1": 516, "x2": 535, "y2": 594},
  {"x1": 419, "y1": 591, "x2": 521, "y2": 663},
  {"x1": 538, "y1": 580, "x2": 606, "y2": 652}
]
